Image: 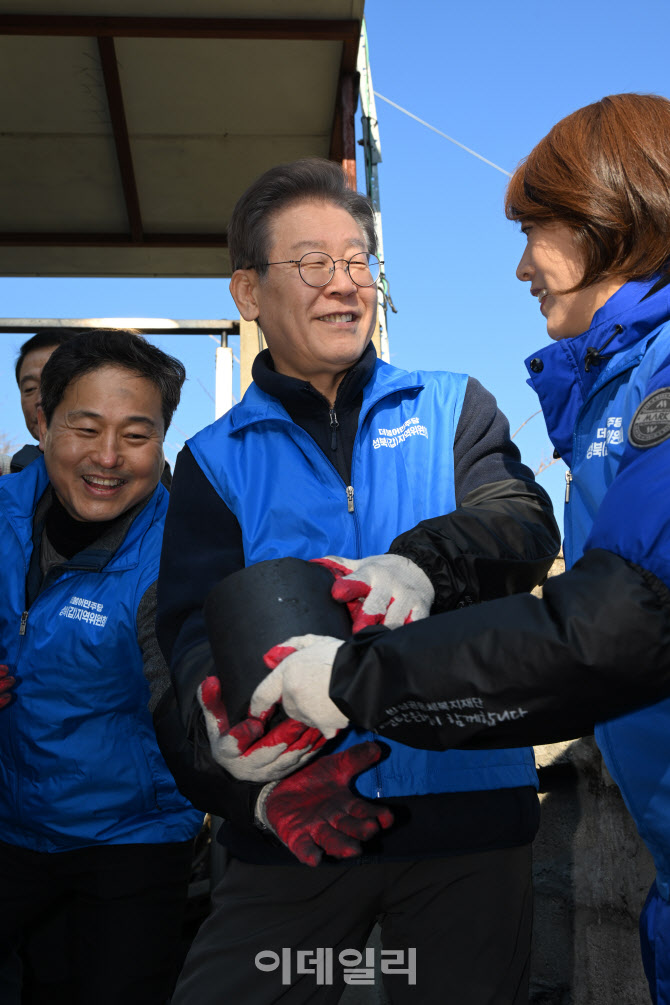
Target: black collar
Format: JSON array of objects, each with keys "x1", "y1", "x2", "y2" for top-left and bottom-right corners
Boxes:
[
  {"x1": 251, "y1": 341, "x2": 377, "y2": 415},
  {"x1": 45, "y1": 490, "x2": 119, "y2": 559}
]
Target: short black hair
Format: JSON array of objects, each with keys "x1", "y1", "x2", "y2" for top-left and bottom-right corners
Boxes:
[
  {"x1": 227, "y1": 157, "x2": 377, "y2": 275},
  {"x1": 15, "y1": 329, "x2": 81, "y2": 385},
  {"x1": 39, "y1": 330, "x2": 186, "y2": 434}
]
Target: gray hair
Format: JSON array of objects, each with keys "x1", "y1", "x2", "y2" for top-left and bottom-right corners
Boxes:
[{"x1": 227, "y1": 158, "x2": 377, "y2": 275}]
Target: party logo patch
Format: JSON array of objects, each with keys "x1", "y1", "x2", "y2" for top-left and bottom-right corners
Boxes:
[{"x1": 628, "y1": 388, "x2": 670, "y2": 448}]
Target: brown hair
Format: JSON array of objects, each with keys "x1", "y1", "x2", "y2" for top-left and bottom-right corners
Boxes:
[{"x1": 505, "y1": 93, "x2": 670, "y2": 290}]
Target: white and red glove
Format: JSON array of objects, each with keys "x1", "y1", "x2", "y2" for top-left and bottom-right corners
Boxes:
[
  {"x1": 250, "y1": 635, "x2": 348, "y2": 739},
  {"x1": 312, "y1": 554, "x2": 434, "y2": 632},
  {"x1": 197, "y1": 676, "x2": 327, "y2": 783},
  {"x1": 0, "y1": 665, "x2": 15, "y2": 709},
  {"x1": 255, "y1": 741, "x2": 394, "y2": 866}
]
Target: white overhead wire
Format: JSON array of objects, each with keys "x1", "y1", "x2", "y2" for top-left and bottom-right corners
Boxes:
[{"x1": 374, "y1": 92, "x2": 512, "y2": 178}]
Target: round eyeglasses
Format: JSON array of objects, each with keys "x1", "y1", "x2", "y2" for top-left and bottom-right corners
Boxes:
[{"x1": 260, "y1": 251, "x2": 382, "y2": 288}]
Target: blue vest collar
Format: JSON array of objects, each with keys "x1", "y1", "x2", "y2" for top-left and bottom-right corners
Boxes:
[
  {"x1": 524, "y1": 276, "x2": 670, "y2": 462},
  {"x1": 229, "y1": 359, "x2": 425, "y2": 434},
  {"x1": 1, "y1": 455, "x2": 165, "y2": 576}
]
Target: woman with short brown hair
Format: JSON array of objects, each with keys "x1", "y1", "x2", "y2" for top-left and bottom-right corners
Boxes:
[
  {"x1": 507, "y1": 92, "x2": 670, "y2": 1004},
  {"x1": 310, "y1": 93, "x2": 670, "y2": 1003}
]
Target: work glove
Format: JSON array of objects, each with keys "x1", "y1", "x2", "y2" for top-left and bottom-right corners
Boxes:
[
  {"x1": 251, "y1": 635, "x2": 349, "y2": 738},
  {"x1": 255, "y1": 741, "x2": 394, "y2": 866},
  {"x1": 197, "y1": 675, "x2": 327, "y2": 782},
  {"x1": 313, "y1": 554, "x2": 434, "y2": 632},
  {"x1": 0, "y1": 666, "x2": 15, "y2": 709}
]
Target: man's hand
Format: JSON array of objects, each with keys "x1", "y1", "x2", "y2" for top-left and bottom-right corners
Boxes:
[
  {"x1": 197, "y1": 676, "x2": 327, "y2": 782},
  {"x1": 250, "y1": 635, "x2": 349, "y2": 738},
  {"x1": 313, "y1": 554, "x2": 434, "y2": 632},
  {"x1": 0, "y1": 666, "x2": 15, "y2": 709},
  {"x1": 256, "y1": 741, "x2": 394, "y2": 866}
]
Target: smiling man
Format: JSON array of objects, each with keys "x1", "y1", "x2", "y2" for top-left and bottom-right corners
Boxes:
[
  {"x1": 231, "y1": 198, "x2": 378, "y2": 395},
  {"x1": 156, "y1": 158, "x2": 560, "y2": 1005},
  {"x1": 38, "y1": 359, "x2": 166, "y2": 522},
  {"x1": 0, "y1": 331, "x2": 202, "y2": 1005}
]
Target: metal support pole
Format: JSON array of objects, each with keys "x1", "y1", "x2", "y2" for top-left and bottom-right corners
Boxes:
[
  {"x1": 215, "y1": 342, "x2": 234, "y2": 418},
  {"x1": 357, "y1": 19, "x2": 391, "y2": 363}
]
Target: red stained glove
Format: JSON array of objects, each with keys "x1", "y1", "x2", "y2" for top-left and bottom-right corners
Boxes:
[
  {"x1": 256, "y1": 741, "x2": 394, "y2": 866},
  {"x1": 197, "y1": 676, "x2": 327, "y2": 783},
  {"x1": 313, "y1": 554, "x2": 434, "y2": 632},
  {"x1": 250, "y1": 635, "x2": 348, "y2": 739},
  {"x1": 0, "y1": 666, "x2": 15, "y2": 710}
]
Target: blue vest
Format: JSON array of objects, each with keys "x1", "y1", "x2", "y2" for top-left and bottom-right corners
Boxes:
[
  {"x1": 0, "y1": 458, "x2": 202, "y2": 853},
  {"x1": 189, "y1": 359, "x2": 538, "y2": 799},
  {"x1": 526, "y1": 277, "x2": 670, "y2": 895}
]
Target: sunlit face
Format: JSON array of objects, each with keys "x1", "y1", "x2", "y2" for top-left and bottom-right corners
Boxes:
[
  {"x1": 37, "y1": 365, "x2": 165, "y2": 522},
  {"x1": 516, "y1": 221, "x2": 624, "y2": 339},
  {"x1": 18, "y1": 345, "x2": 58, "y2": 440},
  {"x1": 231, "y1": 200, "x2": 378, "y2": 393}
]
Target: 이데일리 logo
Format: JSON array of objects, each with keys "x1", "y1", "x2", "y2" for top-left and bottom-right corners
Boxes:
[{"x1": 628, "y1": 388, "x2": 670, "y2": 448}]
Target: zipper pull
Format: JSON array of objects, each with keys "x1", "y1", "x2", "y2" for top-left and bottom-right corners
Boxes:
[
  {"x1": 329, "y1": 408, "x2": 339, "y2": 450},
  {"x1": 565, "y1": 470, "x2": 572, "y2": 503},
  {"x1": 19, "y1": 611, "x2": 28, "y2": 636},
  {"x1": 346, "y1": 485, "x2": 355, "y2": 513}
]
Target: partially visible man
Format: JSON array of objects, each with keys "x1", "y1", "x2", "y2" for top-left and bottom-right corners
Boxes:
[
  {"x1": 156, "y1": 158, "x2": 561, "y2": 1004},
  {"x1": 0, "y1": 331, "x2": 202, "y2": 1005},
  {"x1": 1, "y1": 329, "x2": 80, "y2": 475}
]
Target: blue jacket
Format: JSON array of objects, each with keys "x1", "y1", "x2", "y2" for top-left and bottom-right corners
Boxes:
[
  {"x1": 0, "y1": 458, "x2": 202, "y2": 853},
  {"x1": 526, "y1": 275, "x2": 670, "y2": 895},
  {"x1": 189, "y1": 358, "x2": 538, "y2": 800}
]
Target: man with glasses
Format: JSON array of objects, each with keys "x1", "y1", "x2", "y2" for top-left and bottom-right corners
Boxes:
[{"x1": 156, "y1": 158, "x2": 560, "y2": 1004}]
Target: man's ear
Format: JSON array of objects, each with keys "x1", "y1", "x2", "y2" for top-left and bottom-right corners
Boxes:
[
  {"x1": 230, "y1": 269, "x2": 261, "y2": 322},
  {"x1": 36, "y1": 405, "x2": 48, "y2": 451}
]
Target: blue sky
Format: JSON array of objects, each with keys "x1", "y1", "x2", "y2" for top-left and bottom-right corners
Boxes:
[{"x1": 2, "y1": 0, "x2": 669, "y2": 532}]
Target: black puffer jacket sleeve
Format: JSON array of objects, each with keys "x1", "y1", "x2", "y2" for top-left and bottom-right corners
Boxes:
[
  {"x1": 389, "y1": 378, "x2": 560, "y2": 610},
  {"x1": 154, "y1": 446, "x2": 266, "y2": 827},
  {"x1": 330, "y1": 549, "x2": 670, "y2": 750}
]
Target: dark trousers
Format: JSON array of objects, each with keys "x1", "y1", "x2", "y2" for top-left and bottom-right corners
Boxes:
[
  {"x1": 0, "y1": 838, "x2": 194, "y2": 1005},
  {"x1": 173, "y1": 844, "x2": 533, "y2": 1005}
]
